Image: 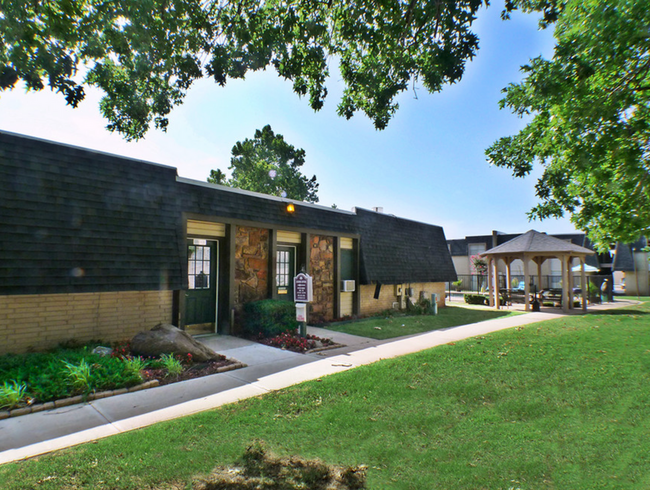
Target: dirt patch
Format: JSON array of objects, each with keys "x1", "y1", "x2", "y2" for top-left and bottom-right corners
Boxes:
[{"x1": 188, "y1": 443, "x2": 366, "y2": 490}]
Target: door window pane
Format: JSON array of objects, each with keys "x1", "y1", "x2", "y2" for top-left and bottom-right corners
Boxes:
[
  {"x1": 277, "y1": 250, "x2": 289, "y2": 287},
  {"x1": 189, "y1": 245, "x2": 211, "y2": 289}
]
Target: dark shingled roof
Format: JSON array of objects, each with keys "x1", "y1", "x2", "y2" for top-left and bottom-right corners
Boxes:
[
  {"x1": 355, "y1": 208, "x2": 457, "y2": 284},
  {"x1": 0, "y1": 131, "x2": 184, "y2": 295},
  {"x1": 1, "y1": 131, "x2": 455, "y2": 294},
  {"x1": 447, "y1": 239, "x2": 467, "y2": 256},
  {"x1": 449, "y1": 232, "x2": 592, "y2": 255},
  {"x1": 613, "y1": 238, "x2": 648, "y2": 271},
  {"x1": 175, "y1": 177, "x2": 358, "y2": 235},
  {"x1": 481, "y1": 230, "x2": 595, "y2": 256}
]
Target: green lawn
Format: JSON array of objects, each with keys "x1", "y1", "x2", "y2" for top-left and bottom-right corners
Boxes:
[
  {"x1": 2, "y1": 299, "x2": 650, "y2": 489},
  {"x1": 326, "y1": 304, "x2": 521, "y2": 339}
]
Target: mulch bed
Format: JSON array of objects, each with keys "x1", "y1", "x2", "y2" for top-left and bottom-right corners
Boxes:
[
  {"x1": 254, "y1": 332, "x2": 344, "y2": 354},
  {"x1": 142, "y1": 358, "x2": 238, "y2": 386}
]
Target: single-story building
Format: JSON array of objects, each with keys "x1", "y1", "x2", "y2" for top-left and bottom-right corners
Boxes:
[{"x1": 0, "y1": 131, "x2": 456, "y2": 354}]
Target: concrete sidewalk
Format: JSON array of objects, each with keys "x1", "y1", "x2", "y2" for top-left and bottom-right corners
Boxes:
[{"x1": 0, "y1": 301, "x2": 634, "y2": 465}]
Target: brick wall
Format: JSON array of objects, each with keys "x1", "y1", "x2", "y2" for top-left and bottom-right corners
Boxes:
[
  {"x1": 309, "y1": 235, "x2": 335, "y2": 323},
  {"x1": 359, "y1": 282, "x2": 446, "y2": 316},
  {"x1": 0, "y1": 290, "x2": 173, "y2": 354}
]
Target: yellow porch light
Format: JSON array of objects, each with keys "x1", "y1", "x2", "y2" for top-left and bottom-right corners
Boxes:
[{"x1": 286, "y1": 203, "x2": 295, "y2": 213}]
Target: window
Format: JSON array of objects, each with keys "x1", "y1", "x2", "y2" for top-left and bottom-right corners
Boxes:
[
  {"x1": 277, "y1": 249, "x2": 290, "y2": 288},
  {"x1": 469, "y1": 243, "x2": 486, "y2": 256},
  {"x1": 188, "y1": 245, "x2": 211, "y2": 289},
  {"x1": 341, "y1": 248, "x2": 355, "y2": 281},
  {"x1": 549, "y1": 258, "x2": 562, "y2": 273}
]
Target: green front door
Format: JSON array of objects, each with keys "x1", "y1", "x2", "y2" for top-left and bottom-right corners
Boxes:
[
  {"x1": 186, "y1": 240, "x2": 218, "y2": 333},
  {"x1": 276, "y1": 245, "x2": 296, "y2": 301}
]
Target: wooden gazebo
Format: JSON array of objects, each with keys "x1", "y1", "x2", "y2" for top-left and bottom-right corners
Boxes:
[{"x1": 480, "y1": 230, "x2": 596, "y2": 313}]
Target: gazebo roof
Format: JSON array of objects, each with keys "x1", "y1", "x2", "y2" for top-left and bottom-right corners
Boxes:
[{"x1": 481, "y1": 230, "x2": 595, "y2": 256}]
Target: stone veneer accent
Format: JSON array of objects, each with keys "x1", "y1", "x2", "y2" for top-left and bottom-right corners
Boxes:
[
  {"x1": 234, "y1": 226, "x2": 269, "y2": 308},
  {"x1": 309, "y1": 235, "x2": 335, "y2": 323},
  {"x1": 0, "y1": 290, "x2": 173, "y2": 354},
  {"x1": 359, "y1": 282, "x2": 446, "y2": 317}
]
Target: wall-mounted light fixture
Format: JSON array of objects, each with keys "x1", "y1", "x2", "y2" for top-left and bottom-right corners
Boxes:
[{"x1": 286, "y1": 203, "x2": 295, "y2": 213}]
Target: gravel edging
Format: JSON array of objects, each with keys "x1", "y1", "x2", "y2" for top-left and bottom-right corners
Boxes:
[{"x1": 0, "y1": 361, "x2": 247, "y2": 420}]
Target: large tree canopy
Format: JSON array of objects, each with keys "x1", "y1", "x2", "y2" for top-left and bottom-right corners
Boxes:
[
  {"x1": 488, "y1": 0, "x2": 650, "y2": 250},
  {"x1": 208, "y1": 125, "x2": 319, "y2": 203},
  {"x1": 0, "y1": 0, "x2": 485, "y2": 140}
]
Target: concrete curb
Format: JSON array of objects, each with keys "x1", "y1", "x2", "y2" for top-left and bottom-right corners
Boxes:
[{"x1": 0, "y1": 380, "x2": 161, "y2": 420}]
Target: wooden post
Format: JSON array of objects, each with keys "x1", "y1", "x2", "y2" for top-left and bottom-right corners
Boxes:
[
  {"x1": 523, "y1": 256, "x2": 530, "y2": 312},
  {"x1": 567, "y1": 256, "x2": 574, "y2": 310},
  {"x1": 488, "y1": 255, "x2": 496, "y2": 308},
  {"x1": 581, "y1": 258, "x2": 587, "y2": 312},
  {"x1": 561, "y1": 255, "x2": 570, "y2": 313},
  {"x1": 494, "y1": 257, "x2": 500, "y2": 309}
]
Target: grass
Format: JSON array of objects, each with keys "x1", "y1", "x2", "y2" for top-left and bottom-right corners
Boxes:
[
  {"x1": 326, "y1": 304, "x2": 521, "y2": 339},
  {"x1": 1, "y1": 299, "x2": 650, "y2": 489}
]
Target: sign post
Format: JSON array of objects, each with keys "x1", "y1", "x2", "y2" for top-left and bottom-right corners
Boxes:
[{"x1": 294, "y1": 273, "x2": 313, "y2": 337}]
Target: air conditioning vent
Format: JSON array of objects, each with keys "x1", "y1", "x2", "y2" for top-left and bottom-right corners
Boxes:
[{"x1": 342, "y1": 280, "x2": 356, "y2": 292}]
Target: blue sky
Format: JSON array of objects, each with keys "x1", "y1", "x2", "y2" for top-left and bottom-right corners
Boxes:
[{"x1": 0, "y1": 1, "x2": 574, "y2": 240}]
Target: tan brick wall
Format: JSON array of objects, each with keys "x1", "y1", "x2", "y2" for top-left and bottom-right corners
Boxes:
[
  {"x1": 0, "y1": 290, "x2": 173, "y2": 354},
  {"x1": 359, "y1": 282, "x2": 446, "y2": 317}
]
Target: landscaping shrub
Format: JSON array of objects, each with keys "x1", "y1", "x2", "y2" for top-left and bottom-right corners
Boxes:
[
  {"x1": 407, "y1": 297, "x2": 433, "y2": 315},
  {"x1": 243, "y1": 299, "x2": 299, "y2": 337},
  {"x1": 464, "y1": 294, "x2": 488, "y2": 305},
  {"x1": 91, "y1": 357, "x2": 143, "y2": 391},
  {"x1": 160, "y1": 353, "x2": 184, "y2": 376},
  {"x1": 124, "y1": 356, "x2": 146, "y2": 380},
  {"x1": 0, "y1": 381, "x2": 28, "y2": 410},
  {"x1": 588, "y1": 281, "x2": 602, "y2": 303},
  {"x1": 61, "y1": 359, "x2": 93, "y2": 393},
  {"x1": 0, "y1": 347, "x2": 145, "y2": 404}
]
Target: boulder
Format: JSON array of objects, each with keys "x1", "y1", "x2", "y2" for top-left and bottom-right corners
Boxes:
[
  {"x1": 91, "y1": 346, "x2": 113, "y2": 357},
  {"x1": 130, "y1": 324, "x2": 222, "y2": 362}
]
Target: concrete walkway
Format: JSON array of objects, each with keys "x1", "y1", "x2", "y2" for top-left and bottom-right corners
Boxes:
[{"x1": 0, "y1": 300, "x2": 636, "y2": 465}]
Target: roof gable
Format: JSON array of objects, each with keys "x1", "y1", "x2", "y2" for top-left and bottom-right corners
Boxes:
[
  {"x1": 482, "y1": 230, "x2": 595, "y2": 256},
  {"x1": 355, "y1": 208, "x2": 457, "y2": 284}
]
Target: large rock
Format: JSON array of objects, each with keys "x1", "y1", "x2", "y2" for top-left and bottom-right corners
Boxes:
[{"x1": 130, "y1": 324, "x2": 222, "y2": 362}]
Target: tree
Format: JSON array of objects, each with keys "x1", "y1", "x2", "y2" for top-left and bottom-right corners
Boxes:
[
  {"x1": 208, "y1": 169, "x2": 227, "y2": 185},
  {"x1": 470, "y1": 254, "x2": 488, "y2": 291},
  {"x1": 208, "y1": 125, "x2": 319, "y2": 203},
  {"x1": 0, "y1": 0, "x2": 485, "y2": 140},
  {"x1": 487, "y1": 0, "x2": 650, "y2": 250}
]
